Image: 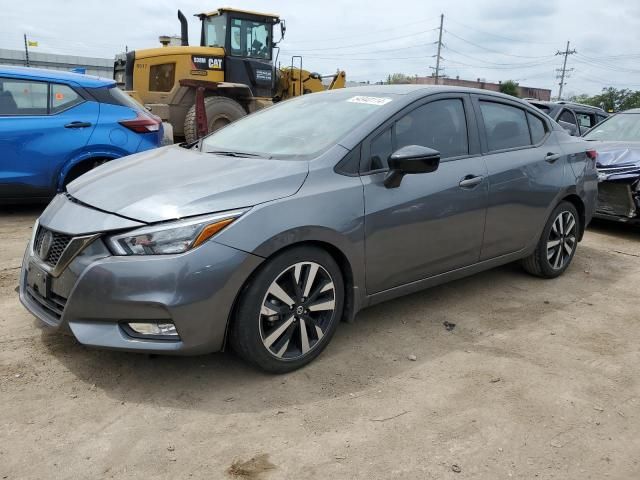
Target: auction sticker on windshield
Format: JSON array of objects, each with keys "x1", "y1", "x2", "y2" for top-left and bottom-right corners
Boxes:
[{"x1": 347, "y1": 96, "x2": 393, "y2": 106}]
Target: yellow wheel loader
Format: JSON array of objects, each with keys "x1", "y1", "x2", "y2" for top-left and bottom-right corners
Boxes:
[{"x1": 113, "y1": 8, "x2": 346, "y2": 142}]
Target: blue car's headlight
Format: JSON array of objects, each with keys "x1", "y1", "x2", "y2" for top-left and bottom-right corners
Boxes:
[{"x1": 106, "y1": 210, "x2": 246, "y2": 255}]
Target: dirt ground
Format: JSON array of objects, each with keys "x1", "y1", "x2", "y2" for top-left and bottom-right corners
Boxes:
[{"x1": 1, "y1": 206, "x2": 639, "y2": 480}]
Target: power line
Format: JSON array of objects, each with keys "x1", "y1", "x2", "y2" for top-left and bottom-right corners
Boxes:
[
  {"x1": 281, "y1": 42, "x2": 432, "y2": 57},
  {"x1": 445, "y1": 29, "x2": 554, "y2": 59},
  {"x1": 281, "y1": 27, "x2": 438, "y2": 53},
  {"x1": 445, "y1": 18, "x2": 557, "y2": 46},
  {"x1": 289, "y1": 15, "x2": 439, "y2": 45},
  {"x1": 444, "y1": 46, "x2": 557, "y2": 67}
]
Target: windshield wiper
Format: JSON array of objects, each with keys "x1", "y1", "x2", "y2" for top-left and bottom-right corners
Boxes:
[{"x1": 205, "y1": 150, "x2": 269, "y2": 158}]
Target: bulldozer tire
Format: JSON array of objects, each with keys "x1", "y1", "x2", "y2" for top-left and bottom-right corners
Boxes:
[{"x1": 184, "y1": 96, "x2": 247, "y2": 143}]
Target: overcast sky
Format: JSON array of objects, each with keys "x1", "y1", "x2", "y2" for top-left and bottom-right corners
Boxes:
[{"x1": 2, "y1": 0, "x2": 639, "y2": 96}]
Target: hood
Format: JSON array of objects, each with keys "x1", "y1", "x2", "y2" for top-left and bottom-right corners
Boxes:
[
  {"x1": 591, "y1": 141, "x2": 640, "y2": 181},
  {"x1": 67, "y1": 146, "x2": 309, "y2": 223}
]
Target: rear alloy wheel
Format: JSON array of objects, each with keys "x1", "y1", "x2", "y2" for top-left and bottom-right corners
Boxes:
[
  {"x1": 546, "y1": 211, "x2": 577, "y2": 271},
  {"x1": 231, "y1": 246, "x2": 344, "y2": 373},
  {"x1": 522, "y1": 201, "x2": 580, "y2": 278}
]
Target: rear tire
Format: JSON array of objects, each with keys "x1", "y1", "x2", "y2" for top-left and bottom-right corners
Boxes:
[
  {"x1": 522, "y1": 201, "x2": 580, "y2": 278},
  {"x1": 230, "y1": 246, "x2": 344, "y2": 373},
  {"x1": 183, "y1": 96, "x2": 247, "y2": 143}
]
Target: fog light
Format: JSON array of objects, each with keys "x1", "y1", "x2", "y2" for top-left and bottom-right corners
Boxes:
[{"x1": 126, "y1": 322, "x2": 179, "y2": 339}]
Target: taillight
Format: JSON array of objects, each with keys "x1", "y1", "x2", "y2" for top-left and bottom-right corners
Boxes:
[
  {"x1": 119, "y1": 111, "x2": 161, "y2": 133},
  {"x1": 586, "y1": 150, "x2": 598, "y2": 160}
]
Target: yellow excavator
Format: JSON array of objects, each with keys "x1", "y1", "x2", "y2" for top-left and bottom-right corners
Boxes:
[{"x1": 113, "y1": 8, "x2": 346, "y2": 142}]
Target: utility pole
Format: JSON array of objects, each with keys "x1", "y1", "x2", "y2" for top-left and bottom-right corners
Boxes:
[
  {"x1": 23, "y1": 34, "x2": 30, "y2": 67},
  {"x1": 434, "y1": 14, "x2": 444, "y2": 84},
  {"x1": 555, "y1": 40, "x2": 576, "y2": 100}
]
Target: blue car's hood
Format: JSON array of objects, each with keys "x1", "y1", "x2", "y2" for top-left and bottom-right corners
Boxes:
[{"x1": 67, "y1": 145, "x2": 309, "y2": 223}]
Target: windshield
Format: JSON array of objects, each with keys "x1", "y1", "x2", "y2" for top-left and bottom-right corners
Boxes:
[
  {"x1": 203, "y1": 15, "x2": 226, "y2": 48},
  {"x1": 201, "y1": 92, "x2": 396, "y2": 160},
  {"x1": 584, "y1": 113, "x2": 640, "y2": 142}
]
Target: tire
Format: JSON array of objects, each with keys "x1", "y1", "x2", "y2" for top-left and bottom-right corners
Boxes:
[
  {"x1": 522, "y1": 201, "x2": 580, "y2": 278},
  {"x1": 183, "y1": 96, "x2": 247, "y2": 143},
  {"x1": 230, "y1": 246, "x2": 345, "y2": 373}
]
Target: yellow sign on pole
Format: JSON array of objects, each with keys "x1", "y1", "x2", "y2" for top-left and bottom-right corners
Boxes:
[{"x1": 28, "y1": 40, "x2": 38, "y2": 47}]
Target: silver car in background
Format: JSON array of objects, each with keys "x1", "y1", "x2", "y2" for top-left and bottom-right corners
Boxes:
[
  {"x1": 584, "y1": 108, "x2": 640, "y2": 223},
  {"x1": 20, "y1": 86, "x2": 598, "y2": 372}
]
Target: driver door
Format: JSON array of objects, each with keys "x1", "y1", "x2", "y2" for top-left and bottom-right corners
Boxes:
[{"x1": 362, "y1": 94, "x2": 488, "y2": 294}]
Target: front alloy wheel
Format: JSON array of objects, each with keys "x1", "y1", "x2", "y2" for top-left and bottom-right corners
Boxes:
[
  {"x1": 260, "y1": 262, "x2": 336, "y2": 360},
  {"x1": 230, "y1": 246, "x2": 344, "y2": 373}
]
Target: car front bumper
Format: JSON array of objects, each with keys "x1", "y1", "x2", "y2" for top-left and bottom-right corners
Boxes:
[{"x1": 19, "y1": 219, "x2": 263, "y2": 355}]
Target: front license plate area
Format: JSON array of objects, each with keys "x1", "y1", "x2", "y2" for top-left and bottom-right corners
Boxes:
[{"x1": 27, "y1": 262, "x2": 51, "y2": 299}]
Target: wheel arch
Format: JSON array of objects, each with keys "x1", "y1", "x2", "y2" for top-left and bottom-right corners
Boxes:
[
  {"x1": 221, "y1": 239, "x2": 358, "y2": 351},
  {"x1": 560, "y1": 193, "x2": 586, "y2": 241},
  {"x1": 56, "y1": 149, "x2": 126, "y2": 191}
]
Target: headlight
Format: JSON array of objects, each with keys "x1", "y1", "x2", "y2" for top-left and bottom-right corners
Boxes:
[{"x1": 107, "y1": 210, "x2": 245, "y2": 255}]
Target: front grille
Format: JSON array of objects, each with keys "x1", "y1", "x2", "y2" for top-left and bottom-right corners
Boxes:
[
  {"x1": 597, "y1": 163, "x2": 640, "y2": 176},
  {"x1": 25, "y1": 286, "x2": 67, "y2": 321},
  {"x1": 34, "y1": 227, "x2": 72, "y2": 268}
]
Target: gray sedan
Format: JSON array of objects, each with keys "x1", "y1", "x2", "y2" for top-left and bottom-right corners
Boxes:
[{"x1": 20, "y1": 86, "x2": 598, "y2": 372}]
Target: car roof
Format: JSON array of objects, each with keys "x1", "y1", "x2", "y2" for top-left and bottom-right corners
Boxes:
[
  {"x1": 0, "y1": 65, "x2": 114, "y2": 88},
  {"x1": 528, "y1": 99, "x2": 606, "y2": 114},
  {"x1": 337, "y1": 84, "x2": 536, "y2": 103}
]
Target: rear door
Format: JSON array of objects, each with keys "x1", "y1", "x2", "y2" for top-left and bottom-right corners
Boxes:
[
  {"x1": 363, "y1": 93, "x2": 488, "y2": 294},
  {"x1": 473, "y1": 95, "x2": 565, "y2": 260},
  {"x1": 0, "y1": 77, "x2": 98, "y2": 198}
]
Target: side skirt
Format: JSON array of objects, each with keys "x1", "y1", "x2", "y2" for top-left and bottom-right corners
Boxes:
[{"x1": 364, "y1": 248, "x2": 531, "y2": 308}]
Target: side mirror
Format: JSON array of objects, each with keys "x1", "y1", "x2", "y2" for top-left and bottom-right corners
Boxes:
[
  {"x1": 384, "y1": 145, "x2": 440, "y2": 188},
  {"x1": 558, "y1": 120, "x2": 578, "y2": 136}
]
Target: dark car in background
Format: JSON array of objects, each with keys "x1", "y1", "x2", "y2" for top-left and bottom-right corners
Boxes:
[
  {"x1": 20, "y1": 86, "x2": 598, "y2": 372},
  {"x1": 584, "y1": 109, "x2": 640, "y2": 223},
  {"x1": 527, "y1": 100, "x2": 608, "y2": 136},
  {"x1": 0, "y1": 66, "x2": 163, "y2": 201}
]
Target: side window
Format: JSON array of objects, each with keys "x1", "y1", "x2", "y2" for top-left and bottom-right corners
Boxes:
[
  {"x1": 558, "y1": 109, "x2": 577, "y2": 126},
  {"x1": 527, "y1": 112, "x2": 547, "y2": 144},
  {"x1": 149, "y1": 63, "x2": 175, "y2": 92},
  {"x1": 395, "y1": 99, "x2": 468, "y2": 159},
  {"x1": 50, "y1": 84, "x2": 83, "y2": 113},
  {"x1": 596, "y1": 114, "x2": 608, "y2": 124},
  {"x1": 480, "y1": 101, "x2": 531, "y2": 151},
  {"x1": 0, "y1": 78, "x2": 47, "y2": 115},
  {"x1": 369, "y1": 128, "x2": 393, "y2": 171},
  {"x1": 231, "y1": 20, "x2": 242, "y2": 54},
  {"x1": 576, "y1": 112, "x2": 594, "y2": 130}
]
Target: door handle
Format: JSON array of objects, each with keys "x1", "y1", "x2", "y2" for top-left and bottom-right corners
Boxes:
[
  {"x1": 64, "y1": 121, "x2": 92, "y2": 129},
  {"x1": 459, "y1": 175, "x2": 484, "y2": 189},
  {"x1": 544, "y1": 152, "x2": 561, "y2": 163}
]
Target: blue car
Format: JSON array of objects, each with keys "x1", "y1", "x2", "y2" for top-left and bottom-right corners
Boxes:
[{"x1": 0, "y1": 66, "x2": 163, "y2": 201}]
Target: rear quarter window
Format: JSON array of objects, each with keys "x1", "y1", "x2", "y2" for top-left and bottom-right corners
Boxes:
[
  {"x1": 88, "y1": 85, "x2": 145, "y2": 111},
  {"x1": 51, "y1": 84, "x2": 84, "y2": 113},
  {"x1": 527, "y1": 112, "x2": 547, "y2": 144}
]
